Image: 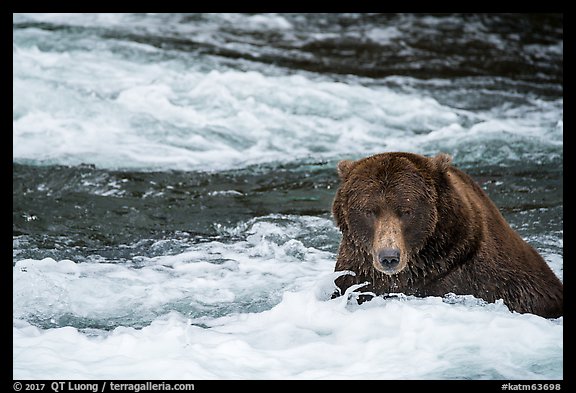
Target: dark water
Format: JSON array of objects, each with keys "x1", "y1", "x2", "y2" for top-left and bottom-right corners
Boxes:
[
  {"x1": 13, "y1": 12, "x2": 563, "y2": 380},
  {"x1": 14, "y1": 13, "x2": 563, "y2": 81},
  {"x1": 13, "y1": 161, "x2": 338, "y2": 262},
  {"x1": 13, "y1": 160, "x2": 563, "y2": 266}
]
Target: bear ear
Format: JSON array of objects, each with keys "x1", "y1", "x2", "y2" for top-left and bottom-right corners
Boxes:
[
  {"x1": 337, "y1": 160, "x2": 355, "y2": 180},
  {"x1": 433, "y1": 153, "x2": 452, "y2": 172}
]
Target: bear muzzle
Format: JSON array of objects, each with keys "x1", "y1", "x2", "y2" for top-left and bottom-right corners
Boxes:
[
  {"x1": 371, "y1": 213, "x2": 405, "y2": 275},
  {"x1": 374, "y1": 247, "x2": 402, "y2": 274}
]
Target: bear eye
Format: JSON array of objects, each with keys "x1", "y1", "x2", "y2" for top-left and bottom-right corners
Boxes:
[
  {"x1": 399, "y1": 208, "x2": 412, "y2": 218},
  {"x1": 359, "y1": 210, "x2": 376, "y2": 220},
  {"x1": 349, "y1": 208, "x2": 375, "y2": 222},
  {"x1": 366, "y1": 208, "x2": 379, "y2": 218},
  {"x1": 350, "y1": 207, "x2": 378, "y2": 222}
]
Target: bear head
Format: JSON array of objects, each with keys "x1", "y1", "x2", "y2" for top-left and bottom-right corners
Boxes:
[{"x1": 332, "y1": 152, "x2": 452, "y2": 275}]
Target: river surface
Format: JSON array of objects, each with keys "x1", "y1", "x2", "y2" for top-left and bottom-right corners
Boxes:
[{"x1": 13, "y1": 13, "x2": 563, "y2": 379}]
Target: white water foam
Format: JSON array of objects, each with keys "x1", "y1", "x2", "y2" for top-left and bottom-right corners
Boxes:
[
  {"x1": 13, "y1": 33, "x2": 562, "y2": 171},
  {"x1": 13, "y1": 215, "x2": 563, "y2": 379},
  {"x1": 13, "y1": 14, "x2": 563, "y2": 380},
  {"x1": 13, "y1": 216, "x2": 337, "y2": 325},
  {"x1": 13, "y1": 282, "x2": 563, "y2": 380}
]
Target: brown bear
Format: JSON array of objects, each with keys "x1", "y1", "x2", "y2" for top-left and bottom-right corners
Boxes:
[{"x1": 331, "y1": 152, "x2": 563, "y2": 318}]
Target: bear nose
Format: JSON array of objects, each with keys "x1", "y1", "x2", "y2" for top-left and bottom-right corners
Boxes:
[{"x1": 377, "y1": 248, "x2": 400, "y2": 270}]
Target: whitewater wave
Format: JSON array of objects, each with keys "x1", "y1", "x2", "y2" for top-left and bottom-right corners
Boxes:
[{"x1": 13, "y1": 44, "x2": 562, "y2": 171}]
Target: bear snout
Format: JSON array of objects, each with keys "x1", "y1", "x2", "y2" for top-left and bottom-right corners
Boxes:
[
  {"x1": 375, "y1": 247, "x2": 401, "y2": 274},
  {"x1": 371, "y1": 213, "x2": 406, "y2": 275}
]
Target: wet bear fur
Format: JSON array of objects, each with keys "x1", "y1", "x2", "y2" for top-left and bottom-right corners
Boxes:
[{"x1": 332, "y1": 152, "x2": 563, "y2": 318}]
